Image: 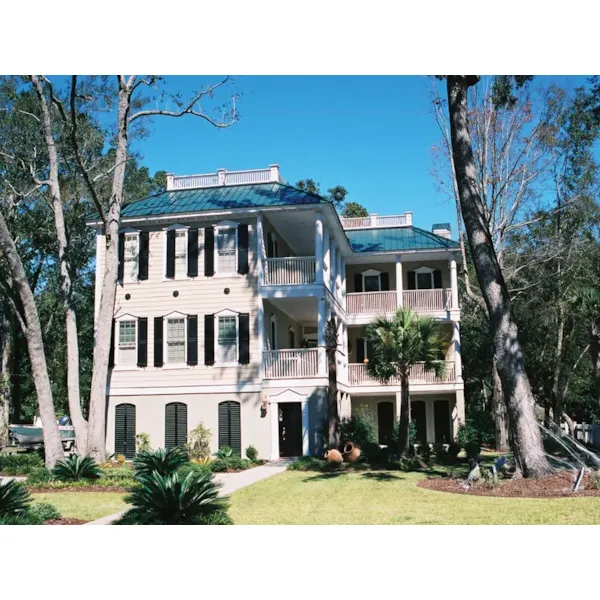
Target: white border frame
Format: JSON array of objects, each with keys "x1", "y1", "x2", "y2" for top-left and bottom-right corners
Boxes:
[
  {"x1": 268, "y1": 389, "x2": 310, "y2": 459},
  {"x1": 115, "y1": 315, "x2": 138, "y2": 370},
  {"x1": 361, "y1": 268, "x2": 382, "y2": 292},
  {"x1": 214, "y1": 309, "x2": 239, "y2": 367},
  {"x1": 164, "y1": 311, "x2": 188, "y2": 368},
  {"x1": 414, "y1": 266, "x2": 434, "y2": 290},
  {"x1": 214, "y1": 219, "x2": 239, "y2": 278},
  {"x1": 119, "y1": 227, "x2": 141, "y2": 284}
]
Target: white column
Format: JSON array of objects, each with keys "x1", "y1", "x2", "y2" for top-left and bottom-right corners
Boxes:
[
  {"x1": 323, "y1": 226, "x2": 331, "y2": 291},
  {"x1": 395, "y1": 255, "x2": 403, "y2": 307},
  {"x1": 301, "y1": 400, "x2": 310, "y2": 456},
  {"x1": 450, "y1": 257, "x2": 459, "y2": 310},
  {"x1": 269, "y1": 398, "x2": 279, "y2": 460},
  {"x1": 341, "y1": 257, "x2": 347, "y2": 309},
  {"x1": 257, "y1": 215, "x2": 265, "y2": 379},
  {"x1": 330, "y1": 243, "x2": 337, "y2": 293},
  {"x1": 453, "y1": 390, "x2": 465, "y2": 439},
  {"x1": 315, "y1": 212, "x2": 324, "y2": 284},
  {"x1": 425, "y1": 400, "x2": 435, "y2": 444},
  {"x1": 453, "y1": 320, "x2": 463, "y2": 382},
  {"x1": 317, "y1": 297, "x2": 327, "y2": 374},
  {"x1": 336, "y1": 250, "x2": 343, "y2": 301}
]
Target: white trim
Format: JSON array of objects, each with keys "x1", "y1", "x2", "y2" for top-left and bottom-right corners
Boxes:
[
  {"x1": 214, "y1": 220, "x2": 239, "y2": 277},
  {"x1": 257, "y1": 214, "x2": 265, "y2": 379},
  {"x1": 164, "y1": 312, "x2": 187, "y2": 366},
  {"x1": 414, "y1": 266, "x2": 435, "y2": 290},
  {"x1": 268, "y1": 389, "x2": 310, "y2": 459},
  {"x1": 115, "y1": 316, "x2": 137, "y2": 369},
  {"x1": 361, "y1": 268, "x2": 382, "y2": 292},
  {"x1": 108, "y1": 383, "x2": 263, "y2": 395},
  {"x1": 215, "y1": 312, "x2": 239, "y2": 366}
]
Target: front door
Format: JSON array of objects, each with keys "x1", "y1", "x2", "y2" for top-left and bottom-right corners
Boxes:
[{"x1": 279, "y1": 402, "x2": 303, "y2": 457}]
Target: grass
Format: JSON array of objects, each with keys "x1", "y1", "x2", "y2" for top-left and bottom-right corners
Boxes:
[
  {"x1": 32, "y1": 493, "x2": 127, "y2": 521},
  {"x1": 228, "y1": 470, "x2": 600, "y2": 525}
]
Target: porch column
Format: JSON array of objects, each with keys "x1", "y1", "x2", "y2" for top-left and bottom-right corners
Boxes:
[
  {"x1": 341, "y1": 257, "x2": 347, "y2": 309},
  {"x1": 317, "y1": 297, "x2": 327, "y2": 374},
  {"x1": 301, "y1": 400, "x2": 310, "y2": 456},
  {"x1": 336, "y1": 249, "x2": 343, "y2": 301},
  {"x1": 323, "y1": 226, "x2": 331, "y2": 291},
  {"x1": 257, "y1": 215, "x2": 265, "y2": 378},
  {"x1": 452, "y1": 320, "x2": 463, "y2": 382},
  {"x1": 449, "y1": 256, "x2": 458, "y2": 310},
  {"x1": 395, "y1": 255, "x2": 403, "y2": 307},
  {"x1": 453, "y1": 390, "x2": 465, "y2": 439},
  {"x1": 269, "y1": 397, "x2": 279, "y2": 460},
  {"x1": 331, "y1": 243, "x2": 337, "y2": 293},
  {"x1": 315, "y1": 212, "x2": 324, "y2": 284}
]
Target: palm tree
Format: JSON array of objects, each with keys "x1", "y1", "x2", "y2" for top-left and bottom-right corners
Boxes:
[{"x1": 365, "y1": 307, "x2": 450, "y2": 458}]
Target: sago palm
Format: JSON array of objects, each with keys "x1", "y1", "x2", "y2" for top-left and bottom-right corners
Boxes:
[
  {"x1": 133, "y1": 447, "x2": 188, "y2": 478},
  {"x1": 366, "y1": 307, "x2": 450, "y2": 458}
]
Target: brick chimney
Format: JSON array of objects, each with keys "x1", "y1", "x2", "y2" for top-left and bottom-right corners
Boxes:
[{"x1": 432, "y1": 223, "x2": 451, "y2": 239}]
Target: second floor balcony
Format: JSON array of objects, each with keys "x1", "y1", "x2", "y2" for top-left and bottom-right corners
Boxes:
[
  {"x1": 348, "y1": 361, "x2": 457, "y2": 387},
  {"x1": 264, "y1": 256, "x2": 316, "y2": 285},
  {"x1": 347, "y1": 288, "x2": 453, "y2": 316}
]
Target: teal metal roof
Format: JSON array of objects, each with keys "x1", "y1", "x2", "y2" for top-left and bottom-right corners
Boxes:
[
  {"x1": 117, "y1": 182, "x2": 326, "y2": 219},
  {"x1": 346, "y1": 226, "x2": 460, "y2": 253}
]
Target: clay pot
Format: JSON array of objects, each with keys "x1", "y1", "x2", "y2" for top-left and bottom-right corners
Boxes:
[
  {"x1": 343, "y1": 442, "x2": 361, "y2": 463},
  {"x1": 324, "y1": 449, "x2": 343, "y2": 463}
]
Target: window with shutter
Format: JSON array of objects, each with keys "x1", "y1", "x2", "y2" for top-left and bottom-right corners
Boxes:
[
  {"x1": 216, "y1": 227, "x2": 236, "y2": 274},
  {"x1": 118, "y1": 320, "x2": 137, "y2": 367},
  {"x1": 218, "y1": 401, "x2": 241, "y2": 455},
  {"x1": 165, "y1": 402, "x2": 188, "y2": 450},
  {"x1": 123, "y1": 233, "x2": 139, "y2": 282},
  {"x1": 115, "y1": 403, "x2": 136, "y2": 459},
  {"x1": 175, "y1": 230, "x2": 187, "y2": 278},
  {"x1": 217, "y1": 316, "x2": 237, "y2": 364},
  {"x1": 166, "y1": 318, "x2": 186, "y2": 364},
  {"x1": 165, "y1": 225, "x2": 187, "y2": 279}
]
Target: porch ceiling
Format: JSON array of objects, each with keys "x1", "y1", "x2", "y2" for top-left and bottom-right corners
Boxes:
[
  {"x1": 266, "y1": 296, "x2": 318, "y2": 325},
  {"x1": 267, "y1": 209, "x2": 316, "y2": 256}
]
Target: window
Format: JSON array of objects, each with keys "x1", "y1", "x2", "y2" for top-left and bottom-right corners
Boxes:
[
  {"x1": 115, "y1": 403, "x2": 136, "y2": 459},
  {"x1": 175, "y1": 230, "x2": 187, "y2": 278},
  {"x1": 306, "y1": 339, "x2": 318, "y2": 349},
  {"x1": 364, "y1": 274, "x2": 381, "y2": 292},
  {"x1": 219, "y1": 401, "x2": 241, "y2": 455},
  {"x1": 166, "y1": 318, "x2": 186, "y2": 364},
  {"x1": 416, "y1": 272, "x2": 433, "y2": 289},
  {"x1": 118, "y1": 320, "x2": 137, "y2": 367},
  {"x1": 165, "y1": 402, "x2": 188, "y2": 450},
  {"x1": 218, "y1": 316, "x2": 237, "y2": 364},
  {"x1": 216, "y1": 227, "x2": 237, "y2": 274},
  {"x1": 123, "y1": 233, "x2": 139, "y2": 282}
]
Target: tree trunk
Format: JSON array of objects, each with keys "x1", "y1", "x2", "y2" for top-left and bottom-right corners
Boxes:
[
  {"x1": 10, "y1": 322, "x2": 21, "y2": 423},
  {"x1": 492, "y1": 356, "x2": 509, "y2": 452},
  {"x1": 398, "y1": 372, "x2": 411, "y2": 458},
  {"x1": 591, "y1": 322, "x2": 600, "y2": 407},
  {"x1": 325, "y1": 316, "x2": 339, "y2": 449},
  {"x1": 31, "y1": 75, "x2": 89, "y2": 453},
  {"x1": 446, "y1": 76, "x2": 553, "y2": 478},
  {"x1": 0, "y1": 211, "x2": 64, "y2": 467},
  {"x1": 0, "y1": 313, "x2": 10, "y2": 447}
]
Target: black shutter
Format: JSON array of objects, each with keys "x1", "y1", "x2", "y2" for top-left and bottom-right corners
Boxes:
[
  {"x1": 166, "y1": 229, "x2": 175, "y2": 278},
  {"x1": 238, "y1": 224, "x2": 249, "y2": 275},
  {"x1": 154, "y1": 317, "x2": 164, "y2": 367},
  {"x1": 115, "y1": 403, "x2": 136, "y2": 460},
  {"x1": 239, "y1": 313, "x2": 250, "y2": 364},
  {"x1": 204, "y1": 227, "x2": 215, "y2": 276},
  {"x1": 187, "y1": 229, "x2": 199, "y2": 277},
  {"x1": 380, "y1": 272, "x2": 390, "y2": 291},
  {"x1": 187, "y1": 315, "x2": 198, "y2": 366},
  {"x1": 204, "y1": 314, "x2": 215, "y2": 365},
  {"x1": 118, "y1": 232, "x2": 125, "y2": 282},
  {"x1": 354, "y1": 273, "x2": 363, "y2": 292},
  {"x1": 267, "y1": 232, "x2": 274, "y2": 258},
  {"x1": 137, "y1": 318, "x2": 148, "y2": 367},
  {"x1": 407, "y1": 271, "x2": 416, "y2": 290},
  {"x1": 109, "y1": 319, "x2": 115, "y2": 368},
  {"x1": 165, "y1": 402, "x2": 188, "y2": 450},
  {"x1": 356, "y1": 338, "x2": 365, "y2": 363},
  {"x1": 219, "y1": 401, "x2": 241, "y2": 455},
  {"x1": 433, "y1": 269, "x2": 442, "y2": 289},
  {"x1": 139, "y1": 231, "x2": 149, "y2": 280}
]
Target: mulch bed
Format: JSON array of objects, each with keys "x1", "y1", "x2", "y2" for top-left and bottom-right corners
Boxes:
[
  {"x1": 29, "y1": 485, "x2": 130, "y2": 494},
  {"x1": 418, "y1": 471, "x2": 600, "y2": 498},
  {"x1": 45, "y1": 518, "x2": 88, "y2": 525}
]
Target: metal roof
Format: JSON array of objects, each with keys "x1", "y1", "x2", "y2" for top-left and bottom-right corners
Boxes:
[
  {"x1": 346, "y1": 226, "x2": 460, "y2": 253},
  {"x1": 117, "y1": 182, "x2": 326, "y2": 219}
]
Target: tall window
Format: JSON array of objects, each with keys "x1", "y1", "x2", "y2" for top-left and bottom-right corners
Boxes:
[
  {"x1": 216, "y1": 227, "x2": 236, "y2": 274},
  {"x1": 364, "y1": 274, "x2": 380, "y2": 292},
  {"x1": 166, "y1": 318, "x2": 185, "y2": 364},
  {"x1": 124, "y1": 234, "x2": 139, "y2": 282},
  {"x1": 175, "y1": 230, "x2": 187, "y2": 278},
  {"x1": 118, "y1": 320, "x2": 136, "y2": 366},
  {"x1": 218, "y1": 316, "x2": 237, "y2": 363}
]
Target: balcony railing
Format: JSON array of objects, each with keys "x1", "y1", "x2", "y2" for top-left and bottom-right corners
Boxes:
[
  {"x1": 347, "y1": 291, "x2": 397, "y2": 315},
  {"x1": 403, "y1": 289, "x2": 452, "y2": 312},
  {"x1": 264, "y1": 257, "x2": 316, "y2": 285},
  {"x1": 340, "y1": 213, "x2": 412, "y2": 229},
  {"x1": 348, "y1": 361, "x2": 456, "y2": 386},
  {"x1": 264, "y1": 348, "x2": 321, "y2": 379}
]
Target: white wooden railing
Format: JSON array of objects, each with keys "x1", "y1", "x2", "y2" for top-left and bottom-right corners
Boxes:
[
  {"x1": 171, "y1": 173, "x2": 218, "y2": 189},
  {"x1": 403, "y1": 289, "x2": 453, "y2": 311},
  {"x1": 264, "y1": 348, "x2": 320, "y2": 379},
  {"x1": 340, "y1": 213, "x2": 412, "y2": 229},
  {"x1": 348, "y1": 361, "x2": 455, "y2": 386},
  {"x1": 168, "y1": 166, "x2": 283, "y2": 190},
  {"x1": 347, "y1": 291, "x2": 397, "y2": 315},
  {"x1": 264, "y1": 257, "x2": 316, "y2": 285}
]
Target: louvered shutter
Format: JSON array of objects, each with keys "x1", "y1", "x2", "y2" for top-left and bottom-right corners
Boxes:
[
  {"x1": 109, "y1": 319, "x2": 115, "y2": 368},
  {"x1": 238, "y1": 313, "x2": 250, "y2": 364},
  {"x1": 115, "y1": 403, "x2": 136, "y2": 460},
  {"x1": 219, "y1": 401, "x2": 241, "y2": 455},
  {"x1": 165, "y1": 402, "x2": 188, "y2": 450},
  {"x1": 354, "y1": 273, "x2": 363, "y2": 292},
  {"x1": 204, "y1": 227, "x2": 215, "y2": 276},
  {"x1": 380, "y1": 272, "x2": 390, "y2": 291},
  {"x1": 187, "y1": 315, "x2": 198, "y2": 366},
  {"x1": 407, "y1": 271, "x2": 416, "y2": 290},
  {"x1": 204, "y1": 314, "x2": 215, "y2": 365},
  {"x1": 139, "y1": 231, "x2": 149, "y2": 280},
  {"x1": 154, "y1": 317, "x2": 164, "y2": 367},
  {"x1": 137, "y1": 317, "x2": 148, "y2": 367},
  {"x1": 238, "y1": 224, "x2": 249, "y2": 275},
  {"x1": 166, "y1": 229, "x2": 175, "y2": 278},
  {"x1": 433, "y1": 269, "x2": 442, "y2": 289},
  {"x1": 118, "y1": 233, "x2": 125, "y2": 282},
  {"x1": 356, "y1": 338, "x2": 365, "y2": 363},
  {"x1": 187, "y1": 229, "x2": 199, "y2": 277}
]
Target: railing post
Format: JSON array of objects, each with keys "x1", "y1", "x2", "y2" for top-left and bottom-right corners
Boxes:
[
  {"x1": 396, "y1": 255, "x2": 403, "y2": 307},
  {"x1": 315, "y1": 212, "x2": 324, "y2": 284}
]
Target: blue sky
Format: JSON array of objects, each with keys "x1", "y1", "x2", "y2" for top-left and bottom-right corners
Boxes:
[{"x1": 131, "y1": 75, "x2": 591, "y2": 234}]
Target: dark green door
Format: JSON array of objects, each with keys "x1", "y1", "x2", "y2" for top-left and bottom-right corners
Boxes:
[
  {"x1": 279, "y1": 403, "x2": 302, "y2": 457},
  {"x1": 115, "y1": 403, "x2": 136, "y2": 460}
]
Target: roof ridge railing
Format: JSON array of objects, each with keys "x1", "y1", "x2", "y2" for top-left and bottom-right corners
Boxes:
[
  {"x1": 340, "y1": 212, "x2": 412, "y2": 229},
  {"x1": 166, "y1": 165, "x2": 284, "y2": 190}
]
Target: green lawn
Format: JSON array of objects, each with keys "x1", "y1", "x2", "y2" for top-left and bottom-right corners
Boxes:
[
  {"x1": 32, "y1": 493, "x2": 127, "y2": 521},
  {"x1": 228, "y1": 470, "x2": 600, "y2": 525}
]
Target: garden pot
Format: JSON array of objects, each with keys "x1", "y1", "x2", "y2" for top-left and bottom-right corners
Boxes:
[
  {"x1": 324, "y1": 449, "x2": 343, "y2": 463},
  {"x1": 343, "y1": 442, "x2": 361, "y2": 463}
]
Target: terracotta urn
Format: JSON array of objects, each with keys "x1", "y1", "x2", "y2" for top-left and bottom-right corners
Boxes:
[
  {"x1": 343, "y1": 442, "x2": 361, "y2": 462},
  {"x1": 324, "y1": 449, "x2": 343, "y2": 463}
]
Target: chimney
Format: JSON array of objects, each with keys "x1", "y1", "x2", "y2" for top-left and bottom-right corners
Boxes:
[
  {"x1": 269, "y1": 164, "x2": 280, "y2": 182},
  {"x1": 166, "y1": 173, "x2": 175, "y2": 191},
  {"x1": 432, "y1": 223, "x2": 451, "y2": 239}
]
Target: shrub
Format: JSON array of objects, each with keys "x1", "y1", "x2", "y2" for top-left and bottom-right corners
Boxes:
[
  {"x1": 590, "y1": 470, "x2": 600, "y2": 490},
  {"x1": 100, "y1": 467, "x2": 137, "y2": 481},
  {"x1": 464, "y1": 441, "x2": 481, "y2": 460},
  {"x1": 27, "y1": 467, "x2": 52, "y2": 484},
  {"x1": 339, "y1": 407, "x2": 380, "y2": 462},
  {"x1": 177, "y1": 462, "x2": 211, "y2": 479},
  {"x1": 114, "y1": 469, "x2": 230, "y2": 525},
  {"x1": 418, "y1": 443, "x2": 432, "y2": 461},
  {"x1": 52, "y1": 454, "x2": 102, "y2": 482},
  {"x1": 457, "y1": 424, "x2": 483, "y2": 459},
  {"x1": 287, "y1": 456, "x2": 328, "y2": 471},
  {"x1": 27, "y1": 479, "x2": 134, "y2": 491},
  {"x1": 209, "y1": 457, "x2": 252, "y2": 472},
  {"x1": 216, "y1": 446, "x2": 234, "y2": 459},
  {"x1": 0, "y1": 479, "x2": 32, "y2": 516},
  {"x1": 28, "y1": 502, "x2": 61, "y2": 522},
  {"x1": 116, "y1": 454, "x2": 126, "y2": 465},
  {"x1": 191, "y1": 456, "x2": 212, "y2": 466},
  {"x1": 245, "y1": 445, "x2": 258, "y2": 461},
  {"x1": 186, "y1": 422, "x2": 212, "y2": 461},
  {"x1": 0, "y1": 452, "x2": 44, "y2": 475},
  {"x1": 433, "y1": 443, "x2": 446, "y2": 463},
  {"x1": 136, "y1": 433, "x2": 151, "y2": 453},
  {"x1": 133, "y1": 448, "x2": 188, "y2": 478},
  {"x1": 447, "y1": 442, "x2": 462, "y2": 461}
]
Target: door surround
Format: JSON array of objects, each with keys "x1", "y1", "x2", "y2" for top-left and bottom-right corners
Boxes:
[{"x1": 269, "y1": 389, "x2": 309, "y2": 459}]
